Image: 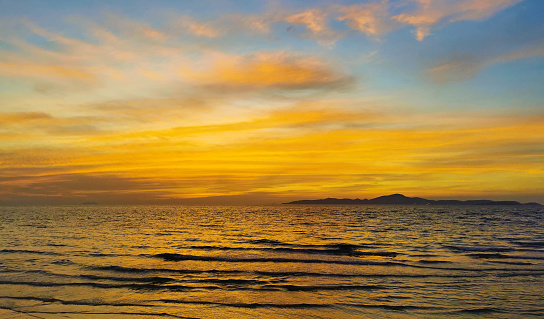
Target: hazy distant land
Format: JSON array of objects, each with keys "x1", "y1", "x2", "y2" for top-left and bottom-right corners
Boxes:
[{"x1": 284, "y1": 194, "x2": 542, "y2": 206}]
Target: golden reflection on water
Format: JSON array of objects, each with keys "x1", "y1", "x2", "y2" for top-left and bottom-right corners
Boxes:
[{"x1": 0, "y1": 205, "x2": 543, "y2": 318}]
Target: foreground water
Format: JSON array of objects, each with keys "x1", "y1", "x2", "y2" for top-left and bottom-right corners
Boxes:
[{"x1": 0, "y1": 205, "x2": 543, "y2": 318}]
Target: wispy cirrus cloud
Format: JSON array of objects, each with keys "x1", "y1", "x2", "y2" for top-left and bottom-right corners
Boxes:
[
  {"x1": 337, "y1": 0, "x2": 397, "y2": 39},
  {"x1": 0, "y1": 61, "x2": 97, "y2": 85},
  {"x1": 0, "y1": 15, "x2": 352, "y2": 98},
  {"x1": 237, "y1": 0, "x2": 525, "y2": 43},
  {"x1": 393, "y1": 0, "x2": 524, "y2": 41},
  {"x1": 168, "y1": 16, "x2": 221, "y2": 38},
  {"x1": 0, "y1": 1, "x2": 541, "y2": 205},
  {"x1": 285, "y1": 9, "x2": 343, "y2": 45},
  {"x1": 427, "y1": 43, "x2": 544, "y2": 83},
  {"x1": 102, "y1": 13, "x2": 169, "y2": 42}
]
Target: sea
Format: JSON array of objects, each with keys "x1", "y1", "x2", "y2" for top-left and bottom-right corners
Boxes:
[{"x1": 0, "y1": 205, "x2": 543, "y2": 318}]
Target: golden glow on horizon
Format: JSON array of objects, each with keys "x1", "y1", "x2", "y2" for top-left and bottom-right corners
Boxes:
[
  {"x1": 0, "y1": 0, "x2": 543, "y2": 204},
  {"x1": 1, "y1": 105, "x2": 543, "y2": 203}
]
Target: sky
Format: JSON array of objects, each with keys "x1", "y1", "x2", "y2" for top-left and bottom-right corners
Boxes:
[{"x1": 0, "y1": 0, "x2": 543, "y2": 205}]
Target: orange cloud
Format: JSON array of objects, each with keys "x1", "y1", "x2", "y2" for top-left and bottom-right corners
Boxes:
[
  {"x1": 0, "y1": 6, "x2": 542, "y2": 205},
  {"x1": 0, "y1": 117, "x2": 102, "y2": 147},
  {"x1": 286, "y1": 9, "x2": 328, "y2": 34},
  {"x1": 337, "y1": 0, "x2": 396, "y2": 38},
  {"x1": 183, "y1": 52, "x2": 353, "y2": 90},
  {"x1": 285, "y1": 9, "x2": 343, "y2": 45},
  {"x1": 0, "y1": 112, "x2": 52, "y2": 124},
  {"x1": 104, "y1": 13, "x2": 168, "y2": 42},
  {"x1": 171, "y1": 16, "x2": 220, "y2": 37},
  {"x1": 2, "y1": 17, "x2": 356, "y2": 98},
  {"x1": 394, "y1": 0, "x2": 523, "y2": 41}
]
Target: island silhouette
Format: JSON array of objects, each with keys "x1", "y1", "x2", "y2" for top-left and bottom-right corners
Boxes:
[{"x1": 283, "y1": 194, "x2": 541, "y2": 206}]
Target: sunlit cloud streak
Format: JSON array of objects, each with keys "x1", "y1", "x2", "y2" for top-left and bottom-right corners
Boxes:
[
  {"x1": 337, "y1": 0, "x2": 397, "y2": 39},
  {"x1": 285, "y1": 8, "x2": 344, "y2": 45},
  {"x1": 427, "y1": 43, "x2": 544, "y2": 83},
  {"x1": 0, "y1": 0, "x2": 542, "y2": 205},
  {"x1": 1, "y1": 102, "x2": 543, "y2": 204},
  {"x1": 181, "y1": 51, "x2": 353, "y2": 90},
  {"x1": 393, "y1": 0, "x2": 524, "y2": 41}
]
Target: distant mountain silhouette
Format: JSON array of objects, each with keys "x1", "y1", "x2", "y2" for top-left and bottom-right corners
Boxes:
[{"x1": 283, "y1": 194, "x2": 541, "y2": 206}]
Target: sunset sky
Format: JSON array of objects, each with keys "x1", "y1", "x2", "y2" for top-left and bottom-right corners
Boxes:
[{"x1": 1, "y1": 0, "x2": 543, "y2": 205}]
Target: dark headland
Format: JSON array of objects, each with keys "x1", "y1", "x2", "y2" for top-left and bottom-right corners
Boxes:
[{"x1": 283, "y1": 194, "x2": 542, "y2": 206}]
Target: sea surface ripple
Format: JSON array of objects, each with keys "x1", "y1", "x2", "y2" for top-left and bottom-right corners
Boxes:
[{"x1": 0, "y1": 205, "x2": 543, "y2": 318}]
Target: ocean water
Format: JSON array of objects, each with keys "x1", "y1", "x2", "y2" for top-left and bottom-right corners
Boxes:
[{"x1": 0, "y1": 205, "x2": 543, "y2": 319}]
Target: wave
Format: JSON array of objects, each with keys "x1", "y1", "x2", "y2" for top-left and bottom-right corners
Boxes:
[
  {"x1": 0, "y1": 280, "x2": 220, "y2": 291},
  {"x1": 158, "y1": 299, "x2": 330, "y2": 308},
  {"x1": 0, "y1": 249, "x2": 63, "y2": 256},
  {"x1": 88, "y1": 265, "x2": 246, "y2": 275},
  {"x1": 194, "y1": 278, "x2": 272, "y2": 285},
  {"x1": 492, "y1": 271, "x2": 544, "y2": 277},
  {"x1": 153, "y1": 253, "x2": 544, "y2": 272},
  {"x1": 488, "y1": 260, "x2": 534, "y2": 266},
  {"x1": 246, "y1": 238, "x2": 286, "y2": 245},
  {"x1": 157, "y1": 299, "x2": 438, "y2": 311},
  {"x1": 342, "y1": 303, "x2": 437, "y2": 311},
  {"x1": 52, "y1": 259, "x2": 75, "y2": 265},
  {"x1": 443, "y1": 245, "x2": 513, "y2": 253},
  {"x1": 244, "y1": 240, "x2": 381, "y2": 250},
  {"x1": 154, "y1": 253, "x2": 399, "y2": 266},
  {"x1": 252, "y1": 270, "x2": 477, "y2": 279},
  {"x1": 449, "y1": 307, "x2": 501, "y2": 314},
  {"x1": 417, "y1": 260, "x2": 451, "y2": 264},
  {"x1": 0, "y1": 296, "x2": 518, "y2": 317},
  {"x1": 511, "y1": 240, "x2": 544, "y2": 248},
  {"x1": 0, "y1": 307, "x2": 195, "y2": 319},
  {"x1": 0, "y1": 279, "x2": 384, "y2": 292},
  {"x1": 180, "y1": 244, "x2": 398, "y2": 257},
  {"x1": 467, "y1": 253, "x2": 544, "y2": 260},
  {"x1": 45, "y1": 243, "x2": 67, "y2": 247},
  {"x1": 79, "y1": 274, "x2": 176, "y2": 284},
  {"x1": 88, "y1": 265, "x2": 482, "y2": 279},
  {"x1": 0, "y1": 249, "x2": 133, "y2": 259},
  {"x1": 1, "y1": 268, "x2": 269, "y2": 286},
  {"x1": 258, "y1": 284, "x2": 385, "y2": 291},
  {"x1": 0, "y1": 295, "x2": 153, "y2": 307}
]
